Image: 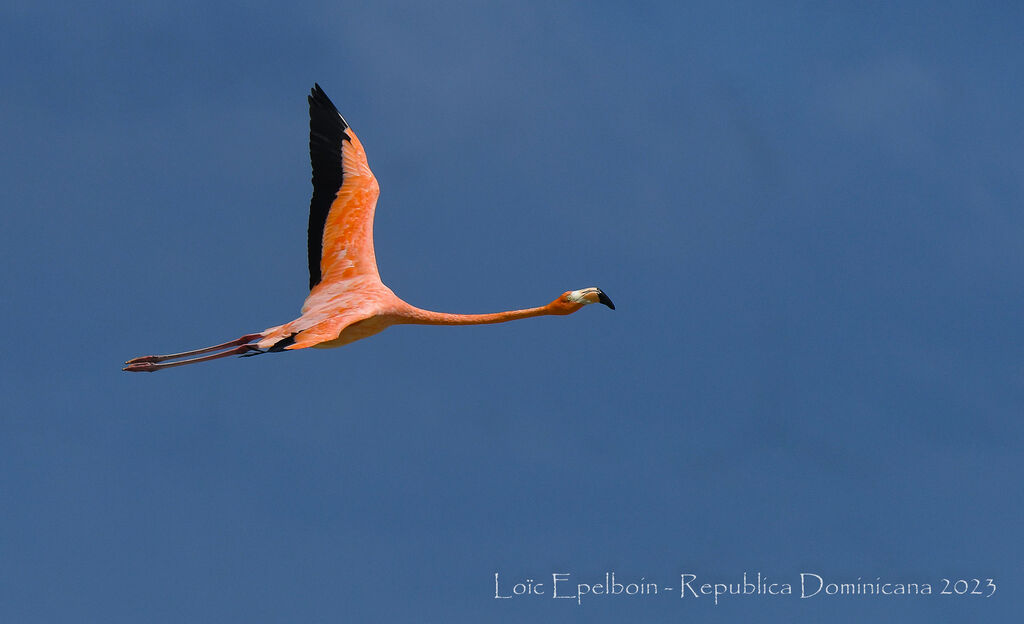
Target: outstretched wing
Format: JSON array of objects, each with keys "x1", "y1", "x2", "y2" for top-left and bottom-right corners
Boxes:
[{"x1": 306, "y1": 84, "x2": 381, "y2": 291}]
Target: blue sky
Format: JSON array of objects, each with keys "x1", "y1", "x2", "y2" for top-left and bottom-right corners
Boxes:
[{"x1": 1, "y1": 1, "x2": 1021, "y2": 622}]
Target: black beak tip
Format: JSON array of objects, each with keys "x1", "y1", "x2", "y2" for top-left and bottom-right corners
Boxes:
[{"x1": 597, "y1": 290, "x2": 615, "y2": 310}]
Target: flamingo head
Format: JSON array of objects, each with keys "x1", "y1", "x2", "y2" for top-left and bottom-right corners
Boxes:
[{"x1": 551, "y1": 287, "x2": 615, "y2": 314}]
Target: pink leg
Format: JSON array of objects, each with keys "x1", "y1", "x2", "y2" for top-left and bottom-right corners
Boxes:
[
  {"x1": 125, "y1": 333, "x2": 263, "y2": 365},
  {"x1": 123, "y1": 343, "x2": 263, "y2": 372}
]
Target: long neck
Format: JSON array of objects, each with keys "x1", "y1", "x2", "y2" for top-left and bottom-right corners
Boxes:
[{"x1": 398, "y1": 302, "x2": 557, "y2": 326}]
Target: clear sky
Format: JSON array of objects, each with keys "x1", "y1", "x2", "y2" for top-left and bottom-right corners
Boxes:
[{"x1": 1, "y1": 1, "x2": 1021, "y2": 622}]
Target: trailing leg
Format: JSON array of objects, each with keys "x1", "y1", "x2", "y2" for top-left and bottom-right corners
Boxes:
[
  {"x1": 124, "y1": 333, "x2": 263, "y2": 365},
  {"x1": 123, "y1": 342, "x2": 263, "y2": 372}
]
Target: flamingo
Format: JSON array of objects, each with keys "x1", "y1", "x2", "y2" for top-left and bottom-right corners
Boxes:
[{"x1": 123, "y1": 84, "x2": 614, "y2": 372}]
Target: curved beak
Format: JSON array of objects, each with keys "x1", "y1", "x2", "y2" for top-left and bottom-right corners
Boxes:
[{"x1": 597, "y1": 289, "x2": 615, "y2": 310}]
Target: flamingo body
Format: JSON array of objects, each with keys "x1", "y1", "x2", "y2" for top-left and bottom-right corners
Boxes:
[{"x1": 124, "y1": 85, "x2": 613, "y2": 372}]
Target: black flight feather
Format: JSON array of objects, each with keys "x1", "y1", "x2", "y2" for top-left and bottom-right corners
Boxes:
[
  {"x1": 306, "y1": 83, "x2": 351, "y2": 290},
  {"x1": 267, "y1": 335, "x2": 296, "y2": 352}
]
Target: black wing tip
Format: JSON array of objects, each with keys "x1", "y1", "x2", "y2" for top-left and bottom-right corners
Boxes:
[
  {"x1": 309, "y1": 83, "x2": 347, "y2": 125},
  {"x1": 310, "y1": 83, "x2": 330, "y2": 103}
]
